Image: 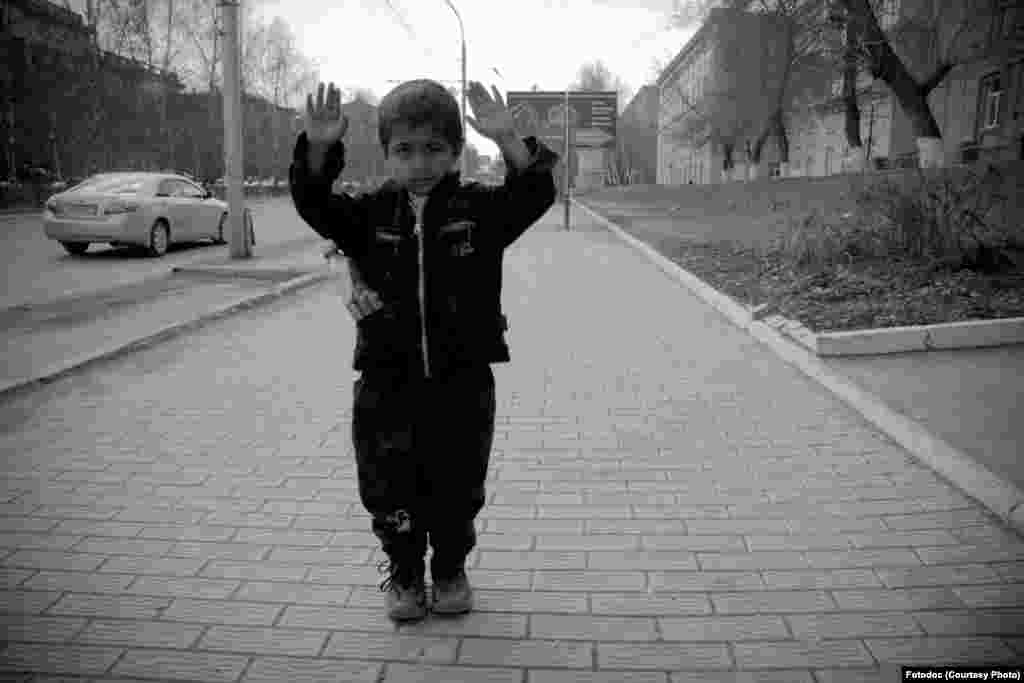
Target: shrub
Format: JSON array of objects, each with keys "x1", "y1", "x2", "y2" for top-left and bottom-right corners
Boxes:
[{"x1": 772, "y1": 164, "x2": 1022, "y2": 272}]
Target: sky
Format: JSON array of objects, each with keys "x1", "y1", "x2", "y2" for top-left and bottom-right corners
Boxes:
[{"x1": 252, "y1": 0, "x2": 697, "y2": 158}]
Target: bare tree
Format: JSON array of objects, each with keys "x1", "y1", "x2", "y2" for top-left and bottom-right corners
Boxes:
[
  {"x1": 656, "y1": 67, "x2": 756, "y2": 176},
  {"x1": 741, "y1": 0, "x2": 834, "y2": 169},
  {"x1": 653, "y1": 9, "x2": 792, "y2": 181},
  {"x1": 834, "y1": 0, "x2": 996, "y2": 166},
  {"x1": 57, "y1": 0, "x2": 320, "y2": 176},
  {"x1": 570, "y1": 60, "x2": 633, "y2": 112},
  {"x1": 348, "y1": 88, "x2": 380, "y2": 106}
]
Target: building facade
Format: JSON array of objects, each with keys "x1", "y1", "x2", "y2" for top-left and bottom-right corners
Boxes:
[
  {"x1": 656, "y1": 16, "x2": 716, "y2": 185},
  {"x1": 654, "y1": 0, "x2": 1024, "y2": 186},
  {"x1": 617, "y1": 85, "x2": 658, "y2": 184},
  {"x1": 789, "y1": 0, "x2": 1024, "y2": 174},
  {"x1": 2, "y1": 0, "x2": 306, "y2": 182},
  {"x1": 656, "y1": 6, "x2": 788, "y2": 185}
]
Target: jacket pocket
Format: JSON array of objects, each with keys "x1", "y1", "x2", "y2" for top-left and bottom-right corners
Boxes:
[
  {"x1": 439, "y1": 220, "x2": 477, "y2": 259},
  {"x1": 354, "y1": 227, "x2": 411, "y2": 371},
  {"x1": 370, "y1": 226, "x2": 404, "y2": 286}
]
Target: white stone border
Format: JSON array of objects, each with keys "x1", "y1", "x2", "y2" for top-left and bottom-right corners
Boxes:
[
  {"x1": 755, "y1": 311, "x2": 1024, "y2": 356},
  {"x1": 575, "y1": 198, "x2": 1024, "y2": 534}
]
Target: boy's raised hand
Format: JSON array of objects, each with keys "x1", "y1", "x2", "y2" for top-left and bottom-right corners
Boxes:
[
  {"x1": 466, "y1": 81, "x2": 523, "y2": 142},
  {"x1": 304, "y1": 81, "x2": 349, "y2": 145}
]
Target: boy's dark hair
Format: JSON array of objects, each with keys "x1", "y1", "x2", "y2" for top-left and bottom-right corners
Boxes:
[{"x1": 377, "y1": 79, "x2": 463, "y2": 156}]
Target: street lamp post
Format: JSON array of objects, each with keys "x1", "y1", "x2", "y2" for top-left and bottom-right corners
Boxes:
[
  {"x1": 5, "y1": 101, "x2": 14, "y2": 180},
  {"x1": 219, "y1": 0, "x2": 250, "y2": 259},
  {"x1": 443, "y1": 0, "x2": 467, "y2": 178},
  {"x1": 49, "y1": 111, "x2": 60, "y2": 181}
]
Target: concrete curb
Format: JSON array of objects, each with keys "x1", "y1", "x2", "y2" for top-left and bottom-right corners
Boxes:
[
  {"x1": 0, "y1": 267, "x2": 332, "y2": 401},
  {"x1": 574, "y1": 198, "x2": 1024, "y2": 534},
  {"x1": 757, "y1": 311, "x2": 1024, "y2": 356}
]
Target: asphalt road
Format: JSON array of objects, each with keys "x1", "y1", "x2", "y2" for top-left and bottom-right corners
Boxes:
[{"x1": 0, "y1": 197, "x2": 314, "y2": 310}]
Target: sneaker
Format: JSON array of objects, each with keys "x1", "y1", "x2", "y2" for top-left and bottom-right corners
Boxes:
[
  {"x1": 431, "y1": 568, "x2": 474, "y2": 615},
  {"x1": 378, "y1": 559, "x2": 427, "y2": 622}
]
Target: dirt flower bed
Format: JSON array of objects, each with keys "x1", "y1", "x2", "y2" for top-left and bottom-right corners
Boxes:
[
  {"x1": 584, "y1": 164, "x2": 1024, "y2": 334},
  {"x1": 664, "y1": 240, "x2": 1024, "y2": 333}
]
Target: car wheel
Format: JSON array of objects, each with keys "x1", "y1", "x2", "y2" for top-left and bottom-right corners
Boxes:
[
  {"x1": 61, "y1": 241, "x2": 90, "y2": 256},
  {"x1": 214, "y1": 212, "x2": 227, "y2": 244},
  {"x1": 148, "y1": 220, "x2": 170, "y2": 257}
]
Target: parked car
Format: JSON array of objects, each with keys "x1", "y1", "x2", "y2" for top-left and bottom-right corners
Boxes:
[{"x1": 43, "y1": 172, "x2": 228, "y2": 257}]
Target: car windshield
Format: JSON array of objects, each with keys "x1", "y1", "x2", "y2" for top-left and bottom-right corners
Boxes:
[{"x1": 70, "y1": 175, "x2": 149, "y2": 194}]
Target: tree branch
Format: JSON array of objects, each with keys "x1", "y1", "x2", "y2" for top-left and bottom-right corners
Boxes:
[{"x1": 919, "y1": 61, "x2": 952, "y2": 96}]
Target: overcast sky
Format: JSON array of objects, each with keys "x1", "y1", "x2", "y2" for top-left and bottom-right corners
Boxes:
[{"x1": 253, "y1": 0, "x2": 697, "y2": 157}]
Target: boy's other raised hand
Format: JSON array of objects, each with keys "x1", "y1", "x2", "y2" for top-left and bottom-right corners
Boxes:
[
  {"x1": 305, "y1": 81, "x2": 349, "y2": 145},
  {"x1": 466, "y1": 81, "x2": 522, "y2": 142}
]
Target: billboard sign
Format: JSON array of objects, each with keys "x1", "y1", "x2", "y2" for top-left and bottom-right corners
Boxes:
[{"x1": 505, "y1": 91, "x2": 617, "y2": 149}]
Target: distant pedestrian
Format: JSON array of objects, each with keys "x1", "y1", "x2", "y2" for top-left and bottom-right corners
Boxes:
[{"x1": 290, "y1": 79, "x2": 557, "y2": 622}]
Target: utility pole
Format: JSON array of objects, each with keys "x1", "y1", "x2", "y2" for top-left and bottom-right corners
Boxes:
[
  {"x1": 220, "y1": 0, "x2": 250, "y2": 258},
  {"x1": 443, "y1": 0, "x2": 467, "y2": 178},
  {"x1": 461, "y1": 38, "x2": 467, "y2": 176},
  {"x1": 563, "y1": 88, "x2": 570, "y2": 231}
]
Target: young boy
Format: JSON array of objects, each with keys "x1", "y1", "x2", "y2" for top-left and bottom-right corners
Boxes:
[{"x1": 290, "y1": 79, "x2": 557, "y2": 621}]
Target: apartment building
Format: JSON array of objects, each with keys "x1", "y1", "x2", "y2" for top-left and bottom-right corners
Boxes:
[
  {"x1": 653, "y1": 0, "x2": 1024, "y2": 185},
  {"x1": 618, "y1": 85, "x2": 659, "y2": 184},
  {"x1": 789, "y1": 0, "x2": 1023, "y2": 175},
  {"x1": 655, "y1": 13, "x2": 717, "y2": 185},
  {"x1": 655, "y1": 6, "x2": 788, "y2": 184}
]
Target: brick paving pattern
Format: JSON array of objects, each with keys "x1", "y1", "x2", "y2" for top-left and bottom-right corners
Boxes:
[{"x1": 0, "y1": 208, "x2": 1022, "y2": 681}]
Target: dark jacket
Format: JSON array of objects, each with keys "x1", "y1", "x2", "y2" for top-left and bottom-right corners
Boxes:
[{"x1": 290, "y1": 132, "x2": 559, "y2": 379}]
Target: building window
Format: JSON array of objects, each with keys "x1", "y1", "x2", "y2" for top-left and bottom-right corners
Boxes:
[
  {"x1": 979, "y1": 73, "x2": 1004, "y2": 130},
  {"x1": 998, "y1": 3, "x2": 1022, "y2": 39},
  {"x1": 877, "y1": 0, "x2": 899, "y2": 30}
]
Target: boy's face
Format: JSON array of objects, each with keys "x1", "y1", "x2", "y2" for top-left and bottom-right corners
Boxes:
[{"x1": 386, "y1": 122, "x2": 459, "y2": 196}]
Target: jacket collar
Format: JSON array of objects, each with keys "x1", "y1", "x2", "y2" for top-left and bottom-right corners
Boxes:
[{"x1": 384, "y1": 170, "x2": 462, "y2": 204}]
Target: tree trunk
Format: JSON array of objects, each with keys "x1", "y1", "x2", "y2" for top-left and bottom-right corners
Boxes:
[
  {"x1": 772, "y1": 111, "x2": 789, "y2": 165},
  {"x1": 838, "y1": 0, "x2": 944, "y2": 141},
  {"x1": 722, "y1": 142, "x2": 734, "y2": 172},
  {"x1": 751, "y1": 126, "x2": 771, "y2": 165},
  {"x1": 842, "y1": 18, "x2": 863, "y2": 149},
  {"x1": 162, "y1": 0, "x2": 175, "y2": 168}
]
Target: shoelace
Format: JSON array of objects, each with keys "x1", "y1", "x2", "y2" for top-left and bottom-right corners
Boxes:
[
  {"x1": 377, "y1": 559, "x2": 396, "y2": 593},
  {"x1": 377, "y1": 558, "x2": 420, "y2": 593}
]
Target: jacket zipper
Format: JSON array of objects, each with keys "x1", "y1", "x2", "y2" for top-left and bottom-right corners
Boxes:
[{"x1": 413, "y1": 203, "x2": 431, "y2": 379}]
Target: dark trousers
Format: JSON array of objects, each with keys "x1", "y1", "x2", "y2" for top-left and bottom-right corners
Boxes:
[{"x1": 352, "y1": 364, "x2": 496, "y2": 578}]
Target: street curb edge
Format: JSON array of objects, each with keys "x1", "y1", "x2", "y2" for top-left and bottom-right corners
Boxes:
[
  {"x1": 573, "y1": 198, "x2": 1024, "y2": 535},
  {"x1": 0, "y1": 269, "x2": 332, "y2": 401}
]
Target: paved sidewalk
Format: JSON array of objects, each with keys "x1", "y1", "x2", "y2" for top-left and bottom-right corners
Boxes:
[
  {"x1": 0, "y1": 207, "x2": 1022, "y2": 682},
  {"x1": 0, "y1": 235, "x2": 329, "y2": 398},
  {"x1": 575, "y1": 194, "x2": 1024, "y2": 495}
]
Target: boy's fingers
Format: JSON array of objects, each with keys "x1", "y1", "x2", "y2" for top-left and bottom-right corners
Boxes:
[
  {"x1": 316, "y1": 82, "x2": 325, "y2": 113},
  {"x1": 469, "y1": 81, "x2": 487, "y2": 103},
  {"x1": 491, "y1": 85, "x2": 504, "y2": 108}
]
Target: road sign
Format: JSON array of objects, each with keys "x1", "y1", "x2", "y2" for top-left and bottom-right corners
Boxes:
[{"x1": 506, "y1": 91, "x2": 617, "y2": 149}]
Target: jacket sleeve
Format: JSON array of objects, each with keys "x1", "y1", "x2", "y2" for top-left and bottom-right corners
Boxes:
[
  {"x1": 487, "y1": 136, "x2": 559, "y2": 249},
  {"x1": 289, "y1": 132, "x2": 369, "y2": 259}
]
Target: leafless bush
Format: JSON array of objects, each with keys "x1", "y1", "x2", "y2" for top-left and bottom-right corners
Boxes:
[{"x1": 772, "y1": 164, "x2": 1022, "y2": 272}]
